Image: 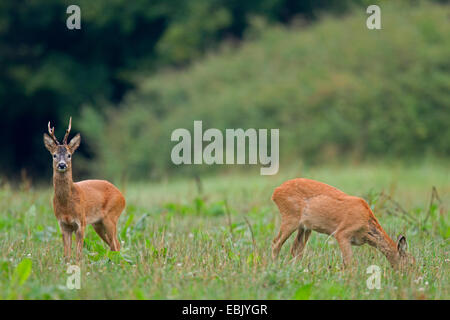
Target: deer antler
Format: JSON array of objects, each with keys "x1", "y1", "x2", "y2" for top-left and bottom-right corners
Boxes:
[
  {"x1": 63, "y1": 117, "x2": 72, "y2": 145},
  {"x1": 48, "y1": 121, "x2": 60, "y2": 145}
]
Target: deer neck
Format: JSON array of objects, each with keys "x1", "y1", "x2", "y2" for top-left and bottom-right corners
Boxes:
[
  {"x1": 53, "y1": 169, "x2": 74, "y2": 205},
  {"x1": 368, "y1": 218, "x2": 400, "y2": 267}
]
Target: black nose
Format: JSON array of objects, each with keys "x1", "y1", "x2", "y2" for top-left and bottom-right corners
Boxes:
[{"x1": 58, "y1": 163, "x2": 67, "y2": 169}]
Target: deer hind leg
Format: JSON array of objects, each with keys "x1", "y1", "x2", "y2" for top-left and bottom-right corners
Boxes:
[
  {"x1": 291, "y1": 227, "x2": 311, "y2": 261},
  {"x1": 101, "y1": 196, "x2": 125, "y2": 251},
  {"x1": 102, "y1": 218, "x2": 120, "y2": 251},
  {"x1": 272, "y1": 218, "x2": 300, "y2": 260},
  {"x1": 92, "y1": 221, "x2": 112, "y2": 247}
]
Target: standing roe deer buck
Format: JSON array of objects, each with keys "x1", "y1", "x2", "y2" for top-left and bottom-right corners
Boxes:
[
  {"x1": 44, "y1": 117, "x2": 126, "y2": 260},
  {"x1": 272, "y1": 178, "x2": 415, "y2": 268}
]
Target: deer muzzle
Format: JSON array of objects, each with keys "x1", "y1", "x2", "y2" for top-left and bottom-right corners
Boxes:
[{"x1": 57, "y1": 162, "x2": 67, "y2": 172}]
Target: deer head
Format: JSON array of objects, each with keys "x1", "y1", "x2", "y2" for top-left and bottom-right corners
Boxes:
[
  {"x1": 43, "y1": 117, "x2": 81, "y2": 173},
  {"x1": 396, "y1": 235, "x2": 415, "y2": 268}
]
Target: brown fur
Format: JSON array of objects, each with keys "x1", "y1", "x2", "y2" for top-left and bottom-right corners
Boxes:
[
  {"x1": 271, "y1": 178, "x2": 414, "y2": 268},
  {"x1": 44, "y1": 119, "x2": 125, "y2": 261}
]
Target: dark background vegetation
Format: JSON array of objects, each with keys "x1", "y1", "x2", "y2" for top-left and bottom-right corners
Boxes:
[{"x1": 0, "y1": 0, "x2": 448, "y2": 183}]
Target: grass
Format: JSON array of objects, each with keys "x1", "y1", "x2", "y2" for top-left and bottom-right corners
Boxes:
[{"x1": 0, "y1": 162, "x2": 448, "y2": 299}]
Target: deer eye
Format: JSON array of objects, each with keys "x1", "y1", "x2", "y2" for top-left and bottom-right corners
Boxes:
[
  {"x1": 53, "y1": 154, "x2": 57, "y2": 159},
  {"x1": 67, "y1": 154, "x2": 71, "y2": 159}
]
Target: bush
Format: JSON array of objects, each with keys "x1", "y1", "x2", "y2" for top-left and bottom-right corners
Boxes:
[{"x1": 82, "y1": 1, "x2": 450, "y2": 180}]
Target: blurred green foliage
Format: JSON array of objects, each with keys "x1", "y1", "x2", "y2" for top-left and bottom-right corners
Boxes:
[
  {"x1": 0, "y1": 0, "x2": 448, "y2": 180},
  {"x1": 0, "y1": 0, "x2": 367, "y2": 179},
  {"x1": 80, "y1": 2, "x2": 450, "y2": 180}
]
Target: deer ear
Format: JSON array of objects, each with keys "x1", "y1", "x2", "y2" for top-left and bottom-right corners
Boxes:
[
  {"x1": 43, "y1": 133, "x2": 57, "y2": 152},
  {"x1": 68, "y1": 133, "x2": 81, "y2": 153},
  {"x1": 397, "y1": 235, "x2": 408, "y2": 253}
]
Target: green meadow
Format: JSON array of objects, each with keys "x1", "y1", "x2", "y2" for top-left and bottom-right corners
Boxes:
[{"x1": 0, "y1": 162, "x2": 448, "y2": 299}]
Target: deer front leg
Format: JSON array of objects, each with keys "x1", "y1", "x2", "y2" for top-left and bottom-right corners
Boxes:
[
  {"x1": 272, "y1": 218, "x2": 299, "y2": 260},
  {"x1": 75, "y1": 225, "x2": 85, "y2": 262},
  {"x1": 62, "y1": 230, "x2": 72, "y2": 260},
  {"x1": 59, "y1": 223, "x2": 73, "y2": 261},
  {"x1": 335, "y1": 232, "x2": 353, "y2": 268}
]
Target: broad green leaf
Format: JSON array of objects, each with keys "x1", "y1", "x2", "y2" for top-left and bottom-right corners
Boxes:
[{"x1": 11, "y1": 258, "x2": 32, "y2": 286}]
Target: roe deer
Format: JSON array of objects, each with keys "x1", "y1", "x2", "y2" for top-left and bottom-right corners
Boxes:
[
  {"x1": 44, "y1": 117, "x2": 126, "y2": 260},
  {"x1": 271, "y1": 178, "x2": 414, "y2": 268}
]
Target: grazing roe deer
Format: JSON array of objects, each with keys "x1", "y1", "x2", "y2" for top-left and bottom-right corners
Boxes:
[
  {"x1": 44, "y1": 117, "x2": 125, "y2": 260},
  {"x1": 272, "y1": 178, "x2": 414, "y2": 268}
]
